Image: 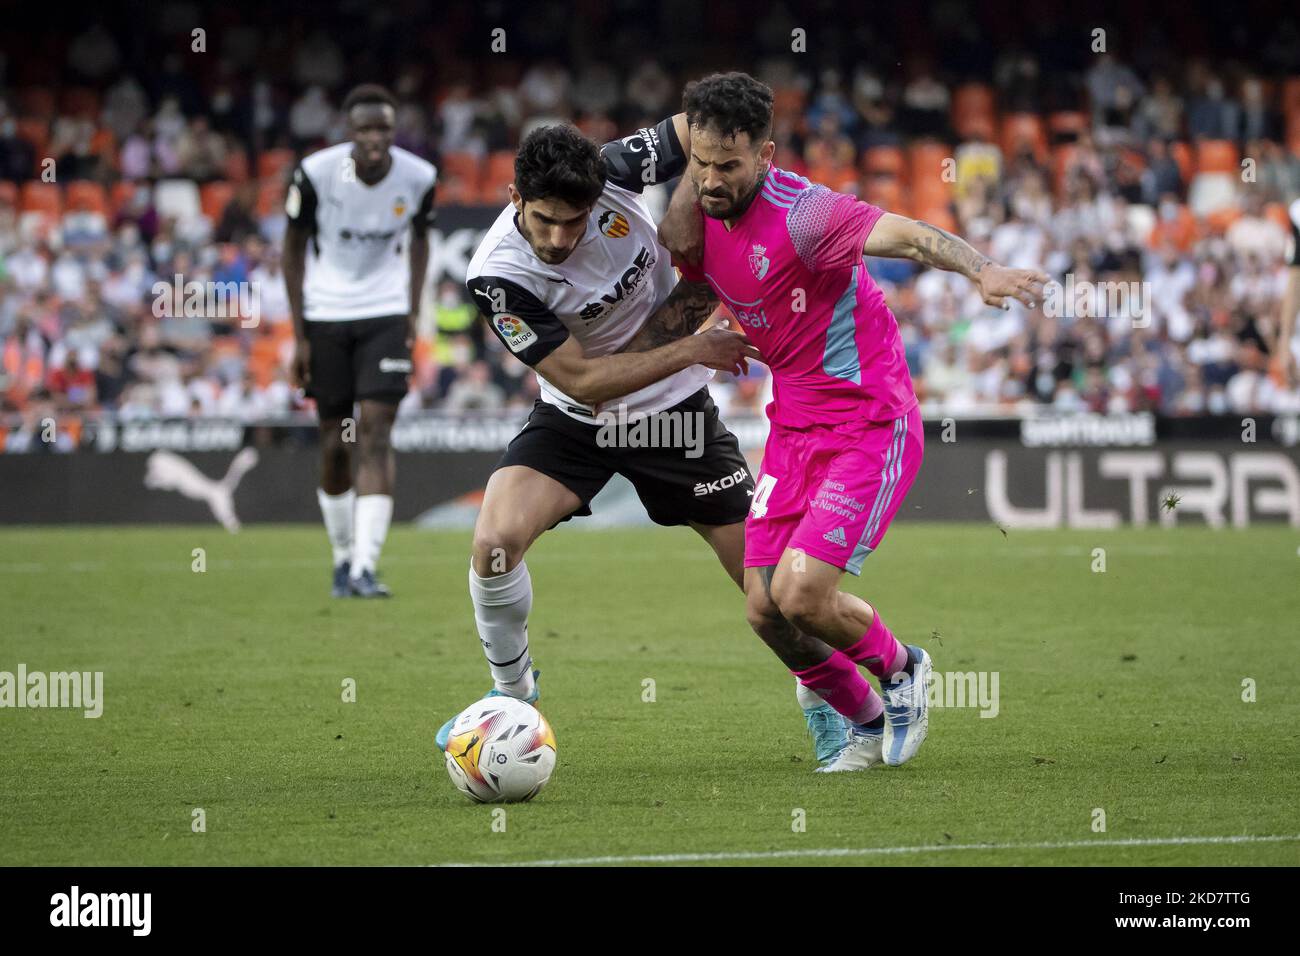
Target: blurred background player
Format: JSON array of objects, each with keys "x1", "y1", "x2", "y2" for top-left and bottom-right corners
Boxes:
[
  {"x1": 662, "y1": 73, "x2": 1048, "y2": 771},
  {"x1": 1271, "y1": 198, "x2": 1300, "y2": 388},
  {"x1": 283, "y1": 84, "x2": 436, "y2": 597}
]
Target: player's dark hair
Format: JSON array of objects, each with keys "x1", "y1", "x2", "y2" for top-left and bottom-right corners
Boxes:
[
  {"x1": 342, "y1": 83, "x2": 398, "y2": 114},
  {"x1": 682, "y1": 72, "x2": 774, "y2": 147},
  {"x1": 514, "y1": 125, "x2": 605, "y2": 208}
]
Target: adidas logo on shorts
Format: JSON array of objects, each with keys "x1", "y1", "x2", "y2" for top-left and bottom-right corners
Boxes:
[
  {"x1": 378, "y1": 358, "x2": 412, "y2": 373},
  {"x1": 823, "y1": 526, "x2": 848, "y2": 547}
]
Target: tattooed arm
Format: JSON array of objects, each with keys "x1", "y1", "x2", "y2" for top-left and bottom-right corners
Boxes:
[
  {"x1": 863, "y1": 212, "x2": 1049, "y2": 309},
  {"x1": 619, "y1": 278, "x2": 722, "y2": 353}
]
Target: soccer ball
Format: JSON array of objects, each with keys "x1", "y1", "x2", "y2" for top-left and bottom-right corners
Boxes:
[{"x1": 442, "y1": 695, "x2": 557, "y2": 803}]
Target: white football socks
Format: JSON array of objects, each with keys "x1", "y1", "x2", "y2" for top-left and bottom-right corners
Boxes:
[
  {"x1": 796, "y1": 676, "x2": 832, "y2": 710},
  {"x1": 317, "y1": 488, "x2": 355, "y2": 568},
  {"x1": 469, "y1": 559, "x2": 535, "y2": 697},
  {"x1": 351, "y1": 494, "x2": 393, "y2": 578}
]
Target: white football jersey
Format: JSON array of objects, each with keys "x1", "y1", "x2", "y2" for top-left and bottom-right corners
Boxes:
[
  {"x1": 286, "y1": 143, "x2": 437, "y2": 321},
  {"x1": 466, "y1": 119, "x2": 710, "y2": 423}
]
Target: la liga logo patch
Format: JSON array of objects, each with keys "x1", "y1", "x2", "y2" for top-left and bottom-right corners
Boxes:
[
  {"x1": 599, "y1": 210, "x2": 630, "y2": 238},
  {"x1": 494, "y1": 313, "x2": 537, "y2": 353}
]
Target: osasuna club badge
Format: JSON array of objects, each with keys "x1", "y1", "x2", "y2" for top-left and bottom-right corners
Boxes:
[
  {"x1": 598, "y1": 210, "x2": 629, "y2": 238},
  {"x1": 749, "y1": 243, "x2": 770, "y2": 279},
  {"x1": 493, "y1": 313, "x2": 537, "y2": 353}
]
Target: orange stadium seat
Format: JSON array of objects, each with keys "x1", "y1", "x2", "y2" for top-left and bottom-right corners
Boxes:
[
  {"x1": 1286, "y1": 115, "x2": 1300, "y2": 159},
  {"x1": 1169, "y1": 141, "x2": 1194, "y2": 183},
  {"x1": 64, "y1": 180, "x2": 107, "y2": 214},
  {"x1": 20, "y1": 181, "x2": 61, "y2": 218},
  {"x1": 1281, "y1": 77, "x2": 1300, "y2": 117},
  {"x1": 109, "y1": 181, "x2": 137, "y2": 217},
  {"x1": 479, "y1": 150, "x2": 516, "y2": 204},
  {"x1": 1195, "y1": 140, "x2": 1239, "y2": 175},
  {"x1": 861, "y1": 146, "x2": 905, "y2": 179},
  {"x1": 201, "y1": 181, "x2": 235, "y2": 221},
  {"x1": 0, "y1": 181, "x2": 17, "y2": 207},
  {"x1": 256, "y1": 179, "x2": 285, "y2": 218},
  {"x1": 907, "y1": 142, "x2": 952, "y2": 190},
  {"x1": 1263, "y1": 202, "x2": 1292, "y2": 232},
  {"x1": 1000, "y1": 113, "x2": 1048, "y2": 163},
  {"x1": 257, "y1": 148, "x2": 295, "y2": 184},
  {"x1": 951, "y1": 84, "x2": 997, "y2": 141},
  {"x1": 434, "y1": 176, "x2": 476, "y2": 206},
  {"x1": 773, "y1": 87, "x2": 808, "y2": 120},
  {"x1": 225, "y1": 149, "x2": 250, "y2": 184},
  {"x1": 438, "y1": 151, "x2": 481, "y2": 196}
]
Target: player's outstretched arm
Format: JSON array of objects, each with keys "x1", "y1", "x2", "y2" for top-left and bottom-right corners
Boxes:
[
  {"x1": 534, "y1": 324, "x2": 757, "y2": 409},
  {"x1": 619, "y1": 278, "x2": 719, "y2": 352},
  {"x1": 863, "y1": 213, "x2": 1049, "y2": 310}
]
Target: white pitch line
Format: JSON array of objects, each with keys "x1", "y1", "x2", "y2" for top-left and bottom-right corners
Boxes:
[{"x1": 432, "y1": 833, "x2": 1300, "y2": 867}]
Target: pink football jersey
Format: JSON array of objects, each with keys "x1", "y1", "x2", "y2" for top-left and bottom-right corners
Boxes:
[{"x1": 679, "y1": 167, "x2": 917, "y2": 427}]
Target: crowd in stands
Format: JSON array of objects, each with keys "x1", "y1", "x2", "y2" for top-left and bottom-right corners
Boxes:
[{"x1": 2, "y1": 4, "x2": 1300, "y2": 451}]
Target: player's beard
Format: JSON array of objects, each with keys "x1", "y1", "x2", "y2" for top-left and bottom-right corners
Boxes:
[
  {"x1": 698, "y1": 165, "x2": 768, "y2": 221},
  {"x1": 517, "y1": 211, "x2": 575, "y2": 264}
]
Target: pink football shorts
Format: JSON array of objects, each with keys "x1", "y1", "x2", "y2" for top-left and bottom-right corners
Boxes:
[{"x1": 745, "y1": 405, "x2": 923, "y2": 575}]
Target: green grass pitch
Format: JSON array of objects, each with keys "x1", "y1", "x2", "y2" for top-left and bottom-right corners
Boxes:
[{"x1": 2, "y1": 523, "x2": 1297, "y2": 866}]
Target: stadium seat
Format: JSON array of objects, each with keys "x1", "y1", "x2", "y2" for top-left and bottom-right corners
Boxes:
[
  {"x1": 225, "y1": 149, "x2": 250, "y2": 184},
  {"x1": 1264, "y1": 202, "x2": 1292, "y2": 232},
  {"x1": 1286, "y1": 115, "x2": 1300, "y2": 160},
  {"x1": 19, "y1": 181, "x2": 62, "y2": 218},
  {"x1": 862, "y1": 146, "x2": 905, "y2": 179},
  {"x1": 200, "y1": 181, "x2": 236, "y2": 221},
  {"x1": 951, "y1": 83, "x2": 997, "y2": 141},
  {"x1": 256, "y1": 179, "x2": 285, "y2": 218},
  {"x1": 257, "y1": 148, "x2": 295, "y2": 184},
  {"x1": 154, "y1": 179, "x2": 203, "y2": 222},
  {"x1": 1169, "y1": 141, "x2": 1194, "y2": 184},
  {"x1": 0, "y1": 181, "x2": 17, "y2": 207},
  {"x1": 807, "y1": 164, "x2": 859, "y2": 195},
  {"x1": 1195, "y1": 140, "x2": 1239, "y2": 175},
  {"x1": 438, "y1": 151, "x2": 482, "y2": 199},
  {"x1": 773, "y1": 87, "x2": 808, "y2": 121},
  {"x1": 1000, "y1": 113, "x2": 1048, "y2": 163},
  {"x1": 64, "y1": 181, "x2": 107, "y2": 214},
  {"x1": 1281, "y1": 76, "x2": 1300, "y2": 117},
  {"x1": 1047, "y1": 111, "x2": 1088, "y2": 144},
  {"x1": 109, "y1": 181, "x2": 137, "y2": 218},
  {"x1": 907, "y1": 142, "x2": 952, "y2": 191},
  {"x1": 479, "y1": 150, "x2": 516, "y2": 204}
]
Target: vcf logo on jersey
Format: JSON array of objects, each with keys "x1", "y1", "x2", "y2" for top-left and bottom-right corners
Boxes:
[
  {"x1": 493, "y1": 313, "x2": 536, "y2": 353},
  {"x1": 748, "y1": 243, "x2": 770, "y2": 280},
  {"x1": 599, "y1": 210, "x2": 629, "y2": 238},
  {"x1": 579, "y1": 245, "x2": 658, "y2": 322}
]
